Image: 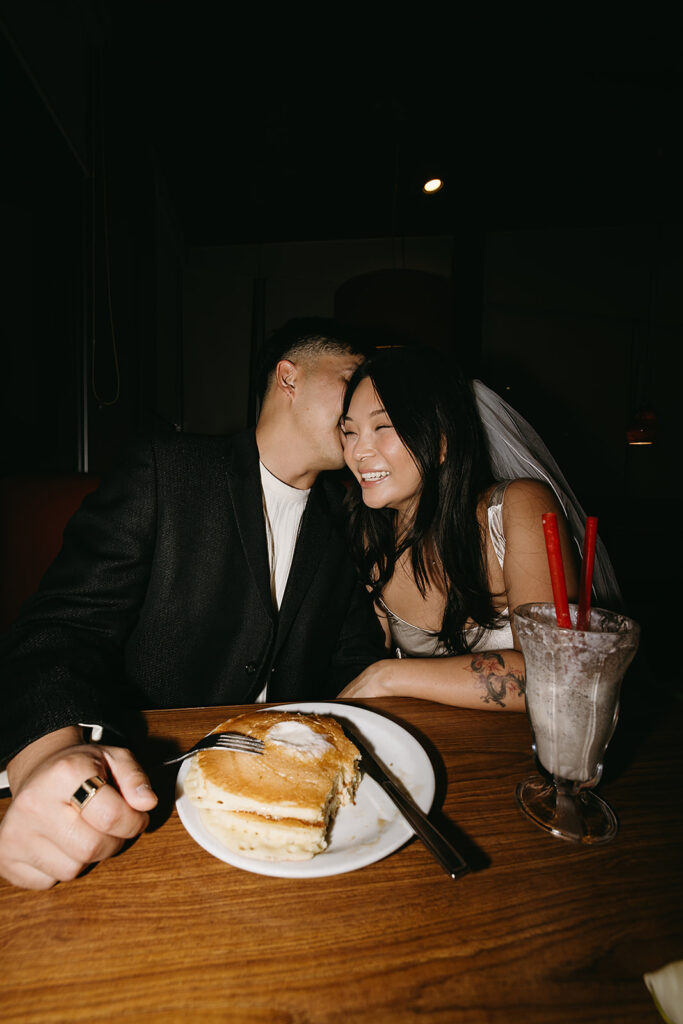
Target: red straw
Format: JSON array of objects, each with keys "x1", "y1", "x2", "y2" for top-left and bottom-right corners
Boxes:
[
  {"x1": 576, "y1": 516, "x2": 598, "y2": 631},
  {"x1": 542, "y1": 512, "x2": 572, "y2": 628}
]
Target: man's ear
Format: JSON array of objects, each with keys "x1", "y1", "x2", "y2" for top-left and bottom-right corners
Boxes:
[{"x1": 275, "y1": 359, "x2": 297, "y2": 398}]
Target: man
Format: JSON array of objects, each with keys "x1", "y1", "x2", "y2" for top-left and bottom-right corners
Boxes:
[{"x1": 0, "y1": 318, "x2": 383, "y2": 889}]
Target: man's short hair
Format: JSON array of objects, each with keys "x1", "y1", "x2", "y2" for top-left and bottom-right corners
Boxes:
[{"x1": 256, "y1": 317, "x2": 369, "y2": 401}]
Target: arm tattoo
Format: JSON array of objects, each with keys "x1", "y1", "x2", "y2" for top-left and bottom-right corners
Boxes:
[{"x1": 467, "y1": 651, "x2": 526, "y2": 708}]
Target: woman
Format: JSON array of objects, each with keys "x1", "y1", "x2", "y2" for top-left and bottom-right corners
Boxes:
[{"x1": 337, "y1": 346, "x2": 580, "y2": 710}]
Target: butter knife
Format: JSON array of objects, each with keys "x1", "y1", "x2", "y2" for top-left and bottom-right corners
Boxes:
[{"x1": 343, "y1": 722, "x2": 470, "y2": 880}]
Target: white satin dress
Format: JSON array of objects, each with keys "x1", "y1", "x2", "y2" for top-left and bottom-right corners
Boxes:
[{"x1": 379, "y1": 481, "x2": 515, "y2": 658}]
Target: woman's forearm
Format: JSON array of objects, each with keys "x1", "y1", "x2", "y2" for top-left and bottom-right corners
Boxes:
[{"x1": 338, "y1": 649, "x2": 526, "y2": 710}]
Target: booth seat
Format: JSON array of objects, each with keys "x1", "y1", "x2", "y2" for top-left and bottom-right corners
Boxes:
[{"x1": 0, "y1": 473, "x2": 100, "y2": 632}]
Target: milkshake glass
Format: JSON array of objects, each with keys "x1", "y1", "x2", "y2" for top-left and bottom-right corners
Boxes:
[{"x1": 513, "y1": 602, "x2": 640, "y2": 844}]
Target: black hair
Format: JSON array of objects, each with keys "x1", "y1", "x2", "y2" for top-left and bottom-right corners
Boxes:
[
  {"x1": 342, "y1": 345, "x2": 503, "y2": 653},
  {"x1": 255, "y1": 317, "x2": 369, "y2": 401}
]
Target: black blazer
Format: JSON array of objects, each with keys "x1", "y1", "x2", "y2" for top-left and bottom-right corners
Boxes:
[{"x1": 0, "y1": 430, "x2": 384, "y2": 762}]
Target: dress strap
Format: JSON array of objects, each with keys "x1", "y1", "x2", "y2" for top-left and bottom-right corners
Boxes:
[
  {"x1": 487, "y1": 480, "x2": 512, "y2": 571},
  {"x1": 487, "y1": 480, "x2": 511, "y2": 509}
]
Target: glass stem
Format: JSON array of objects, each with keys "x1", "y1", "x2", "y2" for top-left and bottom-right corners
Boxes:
[{"x1": 554, "y1": 777, "x2": 586, "y2": 841}]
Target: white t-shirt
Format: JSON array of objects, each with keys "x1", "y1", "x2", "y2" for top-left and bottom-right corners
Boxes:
[{"x1": 254, "y1": 462, "x2": 310, "y2": 702}]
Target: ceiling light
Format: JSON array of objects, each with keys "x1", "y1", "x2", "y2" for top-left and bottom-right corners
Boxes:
[{"x1": 422, "y1": 178, "x2": 443, "y2": 194}]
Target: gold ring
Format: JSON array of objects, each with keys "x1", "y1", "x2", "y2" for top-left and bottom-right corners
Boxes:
[{"x1": 70, "y1": 775, "x2": 107, "y2": 811}]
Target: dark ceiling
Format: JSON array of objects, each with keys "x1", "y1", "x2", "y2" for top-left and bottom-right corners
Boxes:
[{"x1": 104, "y1": 7, "x2": 683, "y2": 246}]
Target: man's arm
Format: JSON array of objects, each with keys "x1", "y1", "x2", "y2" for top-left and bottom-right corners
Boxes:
[
  {"x1": 0, "y1": 437, "x2": 159, "y2": 763},
  {"x1": 0, "y1": 440, "x2": 160, "y2": 889},
  {"x1": 328, "y1": 574, "x2": 387, "y2": 690}
]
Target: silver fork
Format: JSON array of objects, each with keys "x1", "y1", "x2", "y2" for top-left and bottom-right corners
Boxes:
[{"x1": 163, "y1": 732, "x2": 265, "y2": 765}]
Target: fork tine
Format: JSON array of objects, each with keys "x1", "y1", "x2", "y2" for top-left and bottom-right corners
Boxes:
[
  {"x1": 213, "y1": 741, "x2": 262, "y2": 750},
  {"x1": 163, "y1": 731, "x2": 264, "y2": 765},
  {"x1": 213, "y1": 732, "x2": 263, "y2": 749}
]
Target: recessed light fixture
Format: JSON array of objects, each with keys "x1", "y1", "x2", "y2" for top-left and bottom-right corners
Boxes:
[
  {"x1": 626, "y1": 409, "x2": 657, "y2": 446},
  {"x1": 422, "y1": 178, "x2": 444, "y2": 194}
]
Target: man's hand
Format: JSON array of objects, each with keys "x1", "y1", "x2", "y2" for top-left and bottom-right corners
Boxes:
[{"x1": 0, "y1": 728, "x2": 158, "y2": 890}]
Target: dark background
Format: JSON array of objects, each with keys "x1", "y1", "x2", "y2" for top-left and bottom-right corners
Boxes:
[{"x1": 0, "y1": 2, "x2": 678, "y2": 686}]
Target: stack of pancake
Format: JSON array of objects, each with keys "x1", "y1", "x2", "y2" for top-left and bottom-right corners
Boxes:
[{"x1": 183, "y1": 710, "x2": 361, "y2": 861}]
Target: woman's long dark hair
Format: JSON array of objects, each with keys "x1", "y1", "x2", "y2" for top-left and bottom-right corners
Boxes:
[{"x1": 342, "y1": 345, "x2": 504, "y2": 653}]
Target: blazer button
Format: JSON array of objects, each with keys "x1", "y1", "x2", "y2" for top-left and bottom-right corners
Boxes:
[{"x1": 245, "y1": 662, "x2": 257, "y2": 674}]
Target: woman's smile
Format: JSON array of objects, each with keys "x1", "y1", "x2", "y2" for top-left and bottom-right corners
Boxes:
[{"x1": 360, "y1": 470, "x2": 390, "y2": 483}]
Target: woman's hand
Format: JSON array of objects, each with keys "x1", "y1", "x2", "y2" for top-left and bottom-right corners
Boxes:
[{"x1": 338, "y1": 660, "x2": 398, "y2": 699}]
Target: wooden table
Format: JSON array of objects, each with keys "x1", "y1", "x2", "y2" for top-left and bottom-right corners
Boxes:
[{"x1": 1, "y1": 695, "x2": 681, "y2": 1023}]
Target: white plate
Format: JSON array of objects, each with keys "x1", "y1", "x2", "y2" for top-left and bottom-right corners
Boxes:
[{"x1": 175, "y1": 701, "x2": 436, "y2": 878}]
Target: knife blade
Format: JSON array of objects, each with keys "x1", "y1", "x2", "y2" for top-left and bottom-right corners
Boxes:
[{"x1": 343, "y1": 721, "x2": 470, "y2": 880}]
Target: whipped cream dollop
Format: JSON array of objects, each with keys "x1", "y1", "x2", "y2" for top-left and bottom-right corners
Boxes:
[{"x1": 267, "y1": 721, "x2": 332, "y2": 756}]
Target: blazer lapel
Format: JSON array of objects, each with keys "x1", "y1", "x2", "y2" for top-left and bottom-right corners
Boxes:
[{"x1": 224, "y1": 431, "x2": 274, "y2": 623}]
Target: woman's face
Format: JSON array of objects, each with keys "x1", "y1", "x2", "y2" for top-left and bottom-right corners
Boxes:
[{"x1": 342, "y1": 377, "x2": 423, "y2": 515}]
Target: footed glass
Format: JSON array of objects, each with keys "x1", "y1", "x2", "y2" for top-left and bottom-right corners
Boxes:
[{"x1": 514, "y1": 602, "x2": 640, "y2": 845}]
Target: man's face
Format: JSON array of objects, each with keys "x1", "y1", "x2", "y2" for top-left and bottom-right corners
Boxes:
[{"x1": 294, "y1": 350, "x2": 364, "y2": 471}]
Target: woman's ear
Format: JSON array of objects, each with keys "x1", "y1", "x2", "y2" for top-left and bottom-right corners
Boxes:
[{"x1": 439, "y1": 434, "x2": 447, "y2": 465}]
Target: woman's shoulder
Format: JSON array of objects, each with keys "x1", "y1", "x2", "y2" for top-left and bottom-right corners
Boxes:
[
  {"x1": 502, "y1": 477, "x2": 558, "y2": 502},
  {"x1": 481, "y1": 477, "x2": 556, "y2": 508},
  {"x1": 478, "y1": 478, "x2": 564, "y2": 525},
  {"x1": 498, "y1": 478, "x2": 566, "y2": 530}
]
